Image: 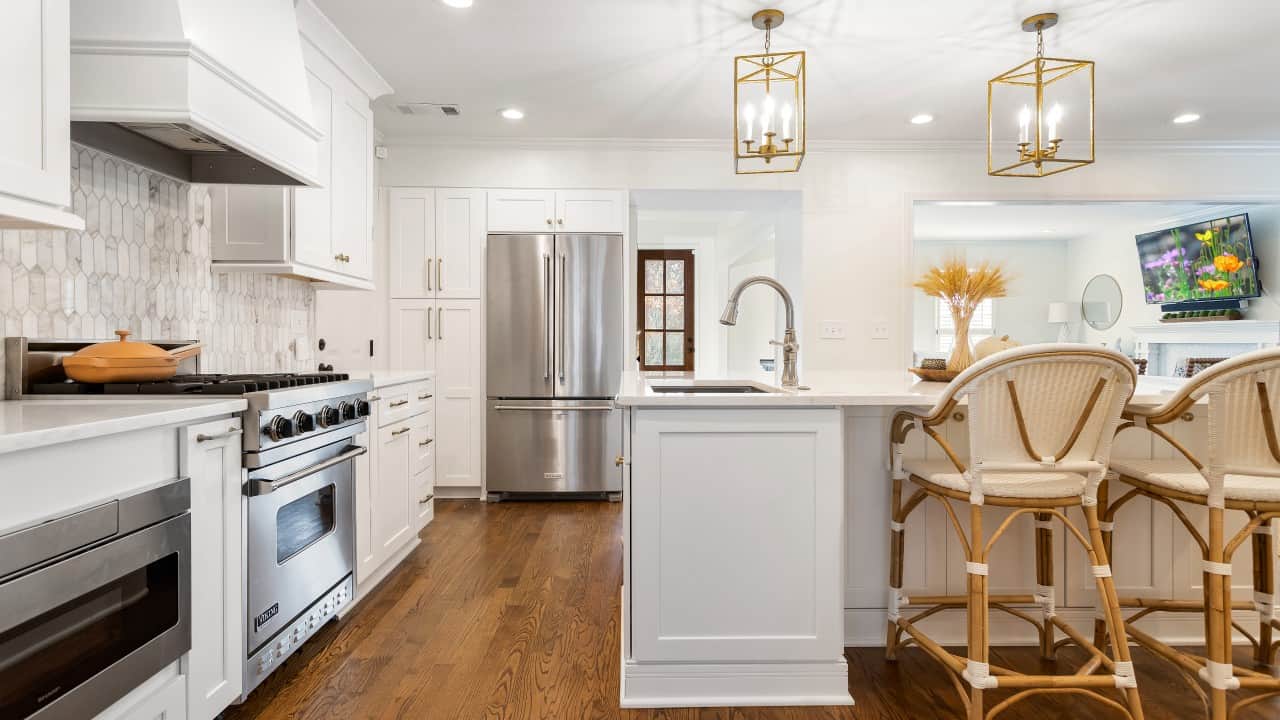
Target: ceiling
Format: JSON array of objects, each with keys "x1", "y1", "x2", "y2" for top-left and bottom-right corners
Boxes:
[
  {"x1": 314, "y1": 0, "x2": 1280, "y2": 142},
  {"x1": 913, "y1": 202, "x2": 1244, "y2": 241}
]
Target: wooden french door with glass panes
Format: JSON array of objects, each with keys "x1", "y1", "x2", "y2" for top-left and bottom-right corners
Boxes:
[{"x1": 638, "y1": 250, "x2": 695, "y2": 371}]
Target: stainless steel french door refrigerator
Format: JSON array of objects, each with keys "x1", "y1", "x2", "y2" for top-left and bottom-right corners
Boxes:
[{"x1": 486, "y1": 233, "x2": 624, "y2": 495}]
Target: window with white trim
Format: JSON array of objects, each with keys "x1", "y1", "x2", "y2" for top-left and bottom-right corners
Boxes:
[{"x1": 936, "y1": 298, "x2": 995, "y2": 354}]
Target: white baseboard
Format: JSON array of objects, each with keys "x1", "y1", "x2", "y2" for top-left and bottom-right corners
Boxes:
[
  {"x1": 620, "y1": 659, "x2": 854, "y2": 708},
  {"x1": 433, "y1": 485, "x2": 482, "y2": 499},
  {"x1": 843, "y1": 606, "x2": 1265, "y2": 647},
  {"x1": 347, "y1": 537, "x2": 420, "y2": 611}
]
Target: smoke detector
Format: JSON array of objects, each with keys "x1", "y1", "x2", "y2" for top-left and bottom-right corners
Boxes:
[{"x1": 396, "y1": 102, "x2": 461, "y2": 117}]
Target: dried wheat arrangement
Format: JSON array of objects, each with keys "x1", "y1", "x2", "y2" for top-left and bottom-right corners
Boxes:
[{"x1": 914, "y1": 258, "x2": 1009, "y2": 371}]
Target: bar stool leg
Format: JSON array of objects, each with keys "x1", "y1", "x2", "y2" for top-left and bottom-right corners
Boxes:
[
  {"x1": 1034, "y1": 511, "x2": 1056, "y2": 661},
  {"x1": 1206, "y1": 506, "x2": 1230, "y2": 720},
  {"x1": 1084, "y1": 500, "x2": 1146, "y2": 720},
  {"x1": 1252, "y1": 520, "x2": 1275, "y2": 666},
  {"x1": 886, "y1": 475, "x2": 906, "y2": 660},
  {"x1": 966, "y1": 503, "x2": 990, "y2": 720},
  {"x1": 1093, "y1": 476, "x2": 1114, "y2": 651}
]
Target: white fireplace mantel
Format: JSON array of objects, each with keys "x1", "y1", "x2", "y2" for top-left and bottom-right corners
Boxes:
[{"x1": 1132, "y1": 320, "x2": 1280, "y2": 346}]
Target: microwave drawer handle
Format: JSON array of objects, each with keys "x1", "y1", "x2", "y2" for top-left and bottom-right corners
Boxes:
[{"x1": 248, "y1": 445, "x2": 367, "y2": 496}]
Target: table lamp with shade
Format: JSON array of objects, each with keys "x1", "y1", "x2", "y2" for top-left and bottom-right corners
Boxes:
[{"x1": 1047, "y1": 301, "x2": 1077, "y2": 342}]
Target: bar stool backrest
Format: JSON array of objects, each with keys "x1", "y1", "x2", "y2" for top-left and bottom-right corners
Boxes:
[{"x1": 935, "y1": 345, "x2": 1136, "y2": 498}]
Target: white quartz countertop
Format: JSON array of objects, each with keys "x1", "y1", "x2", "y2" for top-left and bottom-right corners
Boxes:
[
  {"x1": 345, "y1": 369, "x2": 434, "y2": 389},
  {"x1": 615, "y1": 370, "x2": 1190, "y2": 408},
  {"x1": 0, "y1": 397, "x2": 247, "y2": 456}
]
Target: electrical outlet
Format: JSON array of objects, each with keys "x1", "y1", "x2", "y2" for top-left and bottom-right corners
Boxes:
[
  {"x1": 820, "y1": 322, "x2": 847, "y2": 340},
  {"x1": 871, "y1": 320, "x2": 890, "y2": 340}
]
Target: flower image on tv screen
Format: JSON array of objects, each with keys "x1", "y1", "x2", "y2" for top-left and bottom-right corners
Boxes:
[{"x1": 1135, "y1": 213, "x2": 1259, "y2": 305}]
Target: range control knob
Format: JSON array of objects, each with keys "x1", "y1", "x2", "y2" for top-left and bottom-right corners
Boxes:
[
  {"x1": 317, "y1": 405, "x2": 340, "y2": 428},
  {"x1": 292, "y1": 411, "x2": 315, "y2": 434},
  {"x1": 339, "y1": 401, "x2": 356, "y2": 421},
  {"x1": 265, "y1": 415, "x2": 294, "y2": 441},
  {"x1": 355, "y1": 400, "x2": 371, "y2": 417}
]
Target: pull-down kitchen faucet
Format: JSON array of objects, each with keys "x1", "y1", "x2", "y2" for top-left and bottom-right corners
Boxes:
[{"x1": 719, "y1": 276, "x2": 799, "y2": 389}]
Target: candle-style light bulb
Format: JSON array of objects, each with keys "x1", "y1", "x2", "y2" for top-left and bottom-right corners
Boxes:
[
  {"x1": 780, "y1": 102, "x2": 793, "y2": 141},
  {"x1": 1047, "y1": 103, "x2": 1064, "y2": 141},
  {"x1": 762, "y1": 94, "x2": 775, "y2": 143},
  {"x1": 742, "y1": 103, "x2": 756, "y2": 144},
  {"x1": 1018, "y1": 105, "x2": 1031, "y2": 144}
]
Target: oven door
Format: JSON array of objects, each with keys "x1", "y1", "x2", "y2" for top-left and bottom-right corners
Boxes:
[
  {"x1": 0, "y1": 513, "x2": 191, "y2": 720},
  {"x1": 245, "y1": 439, "x2": 361, "y2": 652}
]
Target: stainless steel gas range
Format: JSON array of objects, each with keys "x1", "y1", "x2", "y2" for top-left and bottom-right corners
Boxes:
[{"x1": 5, "y1": 337, "x2": 373, "y2": 700}]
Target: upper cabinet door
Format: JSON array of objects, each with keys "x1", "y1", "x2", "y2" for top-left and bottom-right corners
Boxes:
[
  {"x1": 331, "y1": 94, "x2": 373, "y2": 279},
  {"x1": 0, "y1": 0, "x2": 80, "y2": 230},
  {"x1": 557, "y1": 190, "x2": 626, "y2": 234},
  {"x1": 388, "y1": 299, "x2": 436, "y2": 373},
  {"x1": 434, "y1": 188, "x2": 485, "y2": 299},
  {"x1": 487, "y1": 189, "x2": 556, "y2": 233},
  {"x1": 292, "y1": 65, "x2": 334, "y2": 270},
  {"x1": 389, "y1": 188, "x2": 435, "y2": 298}
]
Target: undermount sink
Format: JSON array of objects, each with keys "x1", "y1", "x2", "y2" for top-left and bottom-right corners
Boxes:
[{"x1": 648, "y1": 384, "x2": 770, "y2": 394}]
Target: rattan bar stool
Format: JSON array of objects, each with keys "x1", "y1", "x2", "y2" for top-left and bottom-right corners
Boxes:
[
  {"x1": 1101, "y1": 347, "x2": 1280, "y2": 720},
  {"x1": 887, "y1": 345, "x2": 1144, "y2": 720}
]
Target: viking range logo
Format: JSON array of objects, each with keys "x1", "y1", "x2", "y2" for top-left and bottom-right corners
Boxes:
[{"x1": 254, "y1": 603, "x2": 279, "y2": 631}]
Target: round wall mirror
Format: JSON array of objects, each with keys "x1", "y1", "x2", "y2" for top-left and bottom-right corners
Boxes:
[{"x1": 1081, "y1": 274, "x2": 1123, "y2": 331}]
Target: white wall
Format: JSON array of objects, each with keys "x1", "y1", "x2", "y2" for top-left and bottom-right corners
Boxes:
[
  {"x1": 912, "y1": 238, "x2": 1069, "y2": 356},
  {"x1": 379, "y1": 141, "x2": 1280, "y2": 373},
  {"x1": 1066, "y1": 204, "x2": 1280, "y2": 351}
]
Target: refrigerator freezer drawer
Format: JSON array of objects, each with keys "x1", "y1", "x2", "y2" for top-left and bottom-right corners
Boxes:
[{"x1": 486, "y1": 400, "x2": 622, "y2": 493}]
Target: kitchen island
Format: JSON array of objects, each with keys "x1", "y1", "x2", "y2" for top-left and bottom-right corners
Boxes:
[{"x1": 614, "y1": 370, "x2": 1199, "y2": 709}]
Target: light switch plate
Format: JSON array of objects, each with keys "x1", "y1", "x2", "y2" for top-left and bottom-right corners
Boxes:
[
  {"x1": 871, "y1": 320, "x2": 890, "y2": 340},
  {"x1": 820, "y1": 322, "x2": 847, "y2": 340}
]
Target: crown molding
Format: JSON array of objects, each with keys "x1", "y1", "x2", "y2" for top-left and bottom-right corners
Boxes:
[{"x1": 377, "y1": 135, "x2": 1280, "y2": 155}]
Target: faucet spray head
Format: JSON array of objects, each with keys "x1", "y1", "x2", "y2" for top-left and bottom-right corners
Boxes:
[{"x1": 719, "y1": 301, "x2": 740, "y2": 326}]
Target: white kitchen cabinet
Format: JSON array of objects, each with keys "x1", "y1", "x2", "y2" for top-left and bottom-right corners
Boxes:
[
  {"x1": 93, "y1": 665, "x2": 187, "y2": 720},
  {"x1": 355, "y1": 376, "x2": 435, "y2": 597},
  {"x1": 208, "y1": 1, "x2": 388, "y2": 288},
  {"x1": 486, "y1": 189, "x2": 556, "y2": 233},
  {"x1": 179, "y1": 418, "x2": 244, "y2": 720},
  {"x1": 389, "y1": 187, "x2": 484, "y2": 299},
  {"x1": 487, "y1": 189, "x2": 625, "y2": 234},
  {"x1": 373, "y1": 421, "x2": 414, "y2": 564},
  {"x1": 0, "y1": 0, "x2": 83, "y2": 230},
  {"x1": 435, "y1": 300, "x2": 484, "y2": 490},
  {"x1": 387, "y1": 300, "x2": 482, "y2": 494}
]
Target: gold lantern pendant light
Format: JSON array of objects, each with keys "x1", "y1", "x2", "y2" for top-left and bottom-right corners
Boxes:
[
  {"x1": 734, "y1": 9, "x2": 805, "y2": 174},
  {"x1": 987, "y1": 13, "x2": 1094, "y2": 178}
]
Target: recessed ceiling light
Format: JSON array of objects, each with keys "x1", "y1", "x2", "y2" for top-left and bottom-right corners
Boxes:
[
  {"x1": 910, "y1": 113, "x2": 934, "y2": 125},
  {"x1": 441, "y1": 0, "x2": 473, "y2": 7},
  {"x1": 499, "y1": 108, "x2": 524, "y2": 120},
  {"x1": 1041, "y1": 228, "x2": 1054, "y2": 233},
  {"x1": 1173, "y1": 113, "x2": 1201, "y2": 124}
]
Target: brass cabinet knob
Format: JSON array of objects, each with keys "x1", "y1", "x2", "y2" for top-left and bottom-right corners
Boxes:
[
  {"x1": 557, "y1": 218, "x2": 564, "y2": 225},
  {"x1": 546, "y1": 218, "x2": 552, "y2": 226},
  {"x1": 615, "y1": 455, "x2": 626, "y2": 467}
]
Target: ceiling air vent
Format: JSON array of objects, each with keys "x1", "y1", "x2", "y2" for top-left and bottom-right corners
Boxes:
[{"x1": 396, "y1": 102, "x2": 461, "y2": 117}]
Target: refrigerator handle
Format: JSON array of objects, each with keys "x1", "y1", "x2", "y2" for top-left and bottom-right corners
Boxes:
[
  {"x1": 558, "y1": 253, "x2": 566, "y2": 383},
  {"x1": 543, "y1": 252, "x2": 551, "y2": 380}
]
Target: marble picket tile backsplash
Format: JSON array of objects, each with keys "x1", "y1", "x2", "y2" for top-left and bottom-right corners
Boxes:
[{"x1": 0, "y1": 144, "x2": 315, "y2": 388}]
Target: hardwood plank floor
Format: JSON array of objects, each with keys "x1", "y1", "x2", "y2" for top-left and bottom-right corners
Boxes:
[{"x1": 226, "y1": 501, "x2": 1280, "y2": 720}]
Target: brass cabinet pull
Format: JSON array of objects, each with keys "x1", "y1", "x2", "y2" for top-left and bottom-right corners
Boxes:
[
  {"x1": 389, "y1": 399, "x2": 409, "y2": 408},
  {"x1": 418, "y1": 493, "x2": 434, "y2": 504},
  {"x1": 197, "y1": 427, "x2": 242, "y2": 443},
  {"x1": 437, "y1": 257, "x2": 443, "y2": 291},
  {"x1": 333, "y1": 253, "x2": 350, "y2": 263},
  {"x1": 545, "y1": 218, "x2": 552, "y2": 226},
  {"x1": 438, "y1": 307, "x2": 443, "y2": 340},
  {"x1": 392, "y1": 426, "x2": 411, "y2": 436},
  {"x1": 615, "y1": 455, "x2": 625, "y2": 467},
  {"x1": 427, "y1": 258, "x2": 433, "y2": 291},
  {"x1": 368, "y1": 394, "x2": 381, "y2": 402},
  {"x1": 426, "y1": 309, "x2": 432, "y2": 340},
  {"x1": 1181, "y1": 412, "x2": 1195, "y2": 422},
  {"x1": 418, "y1": 393, "x2": 432, "y2": 400},
  {"x1": 557, "y1": 218, "x2": 564, "y2": 226},
  {"x1": 418, "y1": 438, "x2": 433, "y2": 447}
]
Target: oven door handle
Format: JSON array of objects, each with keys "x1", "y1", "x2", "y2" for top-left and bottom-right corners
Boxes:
[{"x1": 247, "y1": 445, "x2": 367, "y2": 497}]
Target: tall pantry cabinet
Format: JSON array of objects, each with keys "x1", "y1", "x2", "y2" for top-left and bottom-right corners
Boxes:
[{"x1": 388, "y1": 188, "x2": 485, "y2": 496}]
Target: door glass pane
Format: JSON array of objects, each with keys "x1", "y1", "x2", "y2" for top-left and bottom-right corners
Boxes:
[
  {"x1": 665, "y1": 297, "x2": 684, "y2": 330},
  {"x1": 644, "y1": 260, "x2": 664, "y2": 293},
  {"x1": 644, "y1": 332, "x2": 663, "y2": 366},
  {"x1": 665, "y1": 260, "x2": 685, "y2": 293},
  {"x1": 0, "y1": 553, "x2": 180, "y2": 719},
  {"x1": 644, "y1": 296, "x2": 664, "y2": 330},
  {"x1": 666, "y1": 332, "x2": 684, "y2": 365},
  {"x1": 277, "y1": 484, "x2": 336, "y2": 563}
]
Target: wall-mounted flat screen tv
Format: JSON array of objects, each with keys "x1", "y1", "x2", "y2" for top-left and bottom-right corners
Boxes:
[{"x1": 1136, "y1": 213, "x2": 1259, "y2": 306}]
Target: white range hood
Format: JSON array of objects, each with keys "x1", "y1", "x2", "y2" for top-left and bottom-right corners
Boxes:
[{"x1": 69, "y1": 0, "x2": 323, "y2": 186}]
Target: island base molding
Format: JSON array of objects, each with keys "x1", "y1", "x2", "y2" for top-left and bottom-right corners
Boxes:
[
  {"x1": 620, "y1": 658, "x2": 854, "y2": 708},
  {"x1": 843, "y1": 607, "x2": 1268, "y2": 646}
]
